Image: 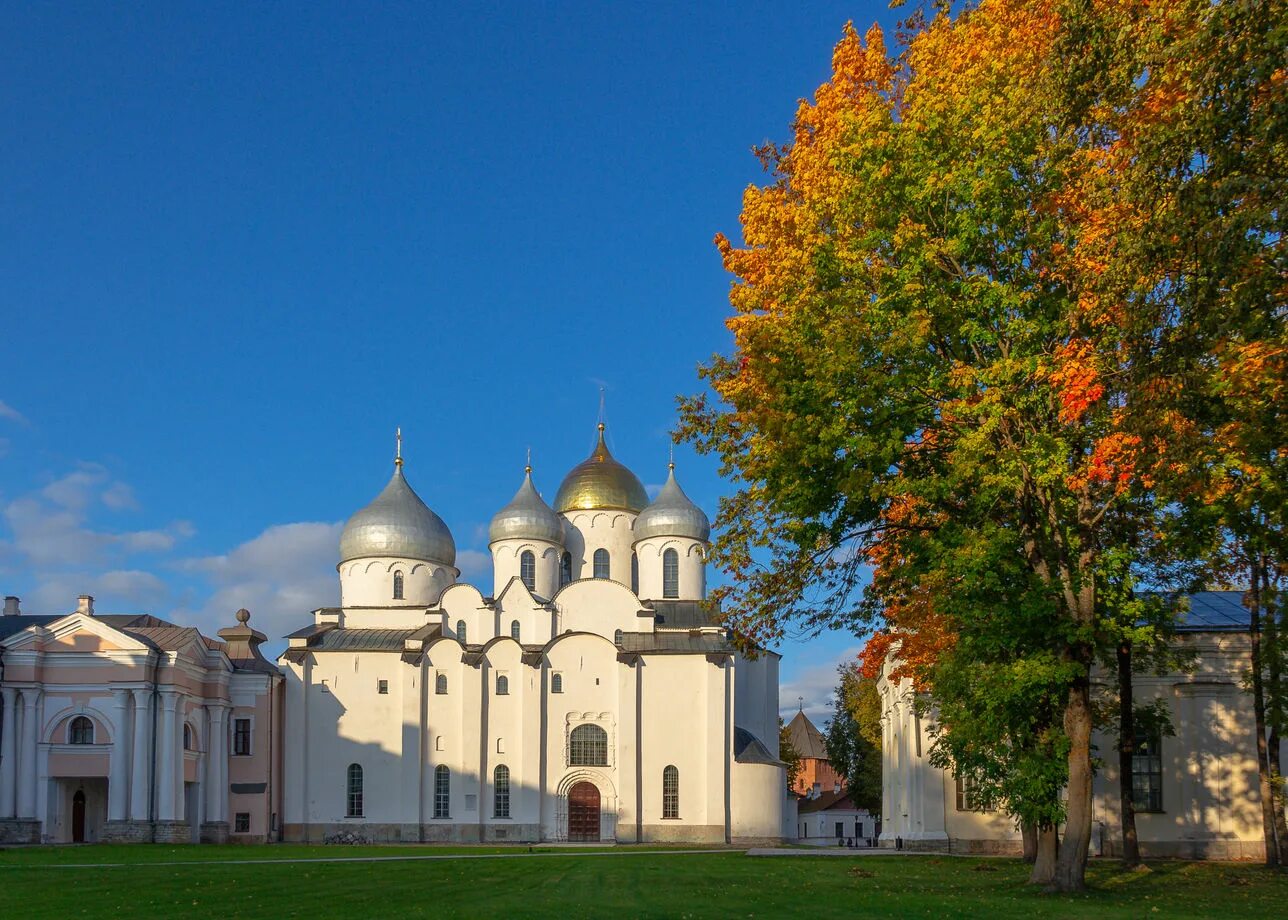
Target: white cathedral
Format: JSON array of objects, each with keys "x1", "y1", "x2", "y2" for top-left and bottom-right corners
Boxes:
[{"x1": 279, "y1": 424, "x2": 785, "y2": 844}]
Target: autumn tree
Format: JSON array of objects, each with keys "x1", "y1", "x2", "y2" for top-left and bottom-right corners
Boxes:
[
  {"x1": 676, "y1": 0, "x2": 1279, "y2": 890},
  {"x1": 778, "y1": 717, "x2": 803, "y2": 793}
]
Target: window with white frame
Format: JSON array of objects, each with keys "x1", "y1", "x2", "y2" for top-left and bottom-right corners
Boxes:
[
  {"x1": 434, "y1": 765, "x2": 450, "y2": 818},
  {"x1": 494, "y1": 765, "x2": 510, "y2": 818},
  {"x1": 569, "y1": 723, "x2": 608, "y2": 766}
]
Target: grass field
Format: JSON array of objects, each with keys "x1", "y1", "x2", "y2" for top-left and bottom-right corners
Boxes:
[{"x1": 1, "y1": 845, "x2": 1285, "y2": 919}]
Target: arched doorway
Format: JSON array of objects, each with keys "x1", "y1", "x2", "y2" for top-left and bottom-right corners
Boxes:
[
  {"x1": 568, "y1": 781, "x2": 600, "y2": 842},
  {"x1": 72, "y1": 790, "x2": 86, "y2": 843}
]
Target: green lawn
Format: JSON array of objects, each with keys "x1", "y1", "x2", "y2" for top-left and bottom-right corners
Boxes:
[{"x1": 1, "y1": 846, "x2": 1285, "y2": 919}]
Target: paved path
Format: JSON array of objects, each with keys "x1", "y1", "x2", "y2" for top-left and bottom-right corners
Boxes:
[
  {"x1": 0, "y1": 848, "x2": 736, "y2": 871},
  {"x1": 746, "y1": 848, "x2": 901, "y2": 857}
]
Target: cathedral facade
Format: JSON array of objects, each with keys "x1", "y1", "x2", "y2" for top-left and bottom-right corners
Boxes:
[
  {"x1": 0, "y1": 425, "x2": 785, "y2": 845},
  {"x1": 279, "y1": 425, "x2": 784, "y2": 844}
]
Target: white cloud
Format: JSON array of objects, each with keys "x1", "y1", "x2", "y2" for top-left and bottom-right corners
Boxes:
[
  {"x1": 101, "y1": 482, "x2": 139, "y2": 511},
  {"x1": 779, "y1": 643, "x2": 863, "y2": 726},
  {"x1": 0, "y1": 399, "x2": 27, "y2": 425},
  {"x1": 456, "y1": 548, "x2": 491, "y2": 584},
  {"x1": 175, "y1": 522, "x2": 343, "y2": 642},
  {"x1": 26, "y1": 569, "x2": 170, "y2": 615}
]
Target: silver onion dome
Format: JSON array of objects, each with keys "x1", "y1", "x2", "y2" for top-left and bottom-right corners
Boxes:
[
  {"x1": 489, "y1": 468, "x2": 563, "y2": 545},
  {"x1": 632, "y1": 465, "x2": 710, "y2": 543},
  {"x1": 339, "y1": 462, "x2": 456, "y2": 566}
]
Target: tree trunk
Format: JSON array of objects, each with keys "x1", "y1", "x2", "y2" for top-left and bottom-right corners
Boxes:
[
  {"x1": 1117, "y1": 640, "x2": 1141, "y2": 867},
  {"x1": 1249, "y1": 561, "x2": 1281, "y2": 866},
  {"x1": 1021, "y1": 822, "x2": 1037, "y2": 863},
  {"x1": 1053, "y1": 667, "x2": 1093, "y2": 892},
  {"x1": 1029, "y1": 824, "x2": 1058, "y2": 886},
  {"x1": 1259, "y1": 563, "x2": 1288, "y2": 855}
]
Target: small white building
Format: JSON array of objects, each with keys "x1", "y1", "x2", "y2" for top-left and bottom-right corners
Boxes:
[
  {"x1": 281, "y1": 426, "x2": 786, "y2": 844},
  {"x1": 797, "y1": 786, "x2": 874, "y2": 844}
]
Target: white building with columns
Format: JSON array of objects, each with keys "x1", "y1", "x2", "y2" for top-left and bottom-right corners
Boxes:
[
  {"x1": 0, "y1": 596, "x2": 280, "y2": 844},
  {"x1": 281, "y1": 424, "x2": 785, "y2": 844}
]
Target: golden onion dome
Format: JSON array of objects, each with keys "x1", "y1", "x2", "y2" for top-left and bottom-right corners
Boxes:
[{"x1": 554, "y1": 424, "x2": 649, "y2": 514}]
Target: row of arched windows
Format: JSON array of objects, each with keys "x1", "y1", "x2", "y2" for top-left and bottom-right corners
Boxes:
[
  {"x1": 526, "y1": 547, "x2": 680, "y2": 598},
  {"x1": 344, "y1": 760, "x2": 675, "y2": 821}
]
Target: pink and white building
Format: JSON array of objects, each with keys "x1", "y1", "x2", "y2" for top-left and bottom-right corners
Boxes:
[{"x1": 0, "y1": 595, "x2": 281, "y2": 844}]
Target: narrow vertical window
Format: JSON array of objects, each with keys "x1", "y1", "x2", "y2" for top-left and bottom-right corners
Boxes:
[
  {"x1": 436, "y1": 672, "x2": 448, "y2": 695},
  {"x1": 510, "y1": 620, "x2": 521, "y2": 641},
  {"x1": 593, "y1": 548, "x2": 610, "y2": 579},
  {"x1": 631, "y1": 551, "x2": 639, "y2": 594},
  {"x1": 614, "y1": 629, "x2": 623, "y2": 646},
  {"x1": 347, "y1": 763, "x2": 364, "y2": 817},
  {"x1": 520, "y1": 550, "x2": 536, "y2": 590},
  {"x1": 662, "y1": 548, "x2": 679, "y2": 599},
  {"x1": 496, "y1": 674, "x2": 509, "y2": 695},
  {"x1": 434, "y1": 765, "x2": 451, "y2": 818},
  {"x1": 1131, "y1": 726, "x2": 1163, "y2": 812},
  {"x1": 560, "y1": 551, "x2": 572, "y2": 586},
  {"x1": 392, "y1": 570, "x2": 404, "y2": 600},
  {"x1": 494, "y1": 765, "x2": 511, "y2": 818},
  {"x1": 233, "y1": 718, "x2": 252, "y2": 755},
  {"x1": 662, "y1": 765, "x2": 679, "y2": 819},
  {"x1": 456, "y1": 619, "x2": 467, "y2": 645},
  {"x1": 551, "y1": 672, "x2": 563, "y2": 694},
  {"x1": 69, "y1": 716, "x2": 94, "y2": 745},
  {"x1": 183, "y1": 724, "x2": 193, "y2": 750}
]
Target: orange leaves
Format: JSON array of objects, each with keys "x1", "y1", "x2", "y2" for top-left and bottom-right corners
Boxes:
[
  {"x1": 1068, "y1": 431, "x2": 1146, "y2": 494},
  {"x1": 1049, "y1": 339, "x2": 1105, "y2": 424}
]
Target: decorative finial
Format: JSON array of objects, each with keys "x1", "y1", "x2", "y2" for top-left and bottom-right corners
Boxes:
[
  {"x1": 598, "y1": 386, "x2": 606, "y2": 426},
  {"x1": 525, "y1": 446, "x2": 532, "y2": 475},
  {"x1": 236, "y1": 608, "x2": 251, "y2": 625},
  {"x1": 395, "y1": 427, "x2": 403, "y2": 467},
  {"x1": 668, "y1": 440, "x2": 675, "y2": 472},
  {"x1": 798, "y1": 695, "x2": 804, "y2": 712}
]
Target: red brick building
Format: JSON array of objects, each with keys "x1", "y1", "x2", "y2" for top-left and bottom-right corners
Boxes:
[{"x1": 786, "y1": 709, "x2": 843, "y2": 798}]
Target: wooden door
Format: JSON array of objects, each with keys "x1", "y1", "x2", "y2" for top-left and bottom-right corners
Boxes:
[
  {"x1": 567, "y1": 782, "x2": 600, "y2": 842},
  {"x1": 72, "y1": 790, "x2": 86, "y2": 843}
]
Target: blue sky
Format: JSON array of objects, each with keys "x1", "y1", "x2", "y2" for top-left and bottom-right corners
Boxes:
[{"x1": 0, "y1": 2, "x2": 898, "y2": 723}]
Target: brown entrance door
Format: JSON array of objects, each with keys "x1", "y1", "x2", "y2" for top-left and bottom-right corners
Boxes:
[
  {"x1": 567, "y1": 782, "x2": 600, "y2": 842},
  {"x1": 72, "y1": 789, "x2": 86, "y2": 843}
]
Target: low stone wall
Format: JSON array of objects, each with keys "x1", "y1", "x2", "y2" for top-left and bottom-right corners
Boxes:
[
  {"x1": 0, "y1": 819, "x2": 40, "y2": 845},
  {"x1": 952, "y1": 837, "x2": 1024, "y2": 856},
  {"x1": 100, "y1": 820, "x2": 154, "y2": 844},
  {"x1": 283, "y1": 822, "x2": 544, "y2": 844},
  {"x1": 638, "y1": 823, "x2": 725, "y2": 844},
  {"x1": 200, "y1": 821, "x2": 230, "y2": 845},
  {"x1": 1101, "y1": 838, "x2": 1267, "y2": 861},
  {"x1": 152, "y1": 821, "x2": 191, "y2": 844}
]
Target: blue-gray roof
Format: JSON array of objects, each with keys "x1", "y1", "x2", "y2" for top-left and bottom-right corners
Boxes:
[{"x1": 1173, "y1": 590, "x2": 1255, "y2": 632}]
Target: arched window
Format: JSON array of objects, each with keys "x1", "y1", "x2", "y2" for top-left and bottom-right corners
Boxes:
[
  {"x1": 560, "y1": 551, "x2": 572, "y2": 586},
  {"x1": 494, "y1": 765, "x2": 511, "y2": 818},
  {"x1": 631, "y1": 551, "x2": 639, "y2": 593},
  {"x1": 392, "y1": 570, "x2": 404, "y2": 600},
  {"x1": 435, "y1": 672, "x2": 448, "y2": 695},
  {"x1": 347, "y1": 763, "x2": 363, "y2": 817},
  {"x1": 68, "y1": 716, "x2": 93, "y2": 745},
  {"x1": 663, "y1": 548, "x2": 679, "y2": 599},
  {"x1": 593, "y1": 548, "x2": 610, "y2": 580},
  {"x1": 663, "y1": 765, "x2": 679, "y2": 819},
  {"x1": 496, "y1": 674, "x2": 509, "y2": 696},
  {"x1": 456, "y1": 620, "x2": 467, "y2": 645},
  {"x1": 551, "y1": 672, "x2": 563, "y2": 694},
  {"x1": 520, "y1": 551, "x2": 536, "y2": 590},
  {"x1": 510, "y1": 620, "x2": 521, "y2": 641},
  {"x1": 569, "y1": 723, "x2": 608, "y2": 766},
  {"x1": 183, "y1": 724, "x2": 193, "y2": 751},
  {"x1": 433, "y1": 765, "x2": 450, "y2": 818},
  {"x1": 614, "y1": 629, "x2": 623, "y2": 646}
]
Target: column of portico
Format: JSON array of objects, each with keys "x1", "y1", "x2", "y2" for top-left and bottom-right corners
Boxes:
[
  {"x1": 17, "y1": 690, "x2": 41, "y2": 818},
  {"x1": 156, "y1": 690, "x2": 179, "y2": 821},
  {"x1": 205, "y1": 704, "x2": 228, "y2": 824},
  {"x1": 0, "y1": 687, "x2": 17, "y2": 818},
  {"x1": 171, "y1": 698, "x2": 186, "y2": 821},
  {"x1": 128, "y1": 689, "x2": 152, "y2": 821},
  {"x1": 107, "y1": 689, "x2": 131, "y2": 821}
]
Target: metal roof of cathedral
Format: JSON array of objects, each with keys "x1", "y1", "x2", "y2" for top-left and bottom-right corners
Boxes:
[
  {"x1": 554, "y1": 424, "x2": 649, "y2": 514},
  {"x1": 339, "y1": 458, "x2": 456, "y2": 567},
  {"x1": 489, "y1": 467, "x2": 563, "y2": 544},
  {"x1": 632, "y1": 464, "x2": 710, "y2": 543}
]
